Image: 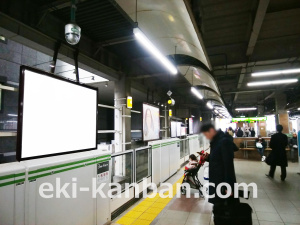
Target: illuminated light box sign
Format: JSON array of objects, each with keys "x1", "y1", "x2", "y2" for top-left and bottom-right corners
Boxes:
[
  {"x1": 189, "y1": 118, "x2": 193, "y2": 134},
  {"x1": 127, "y1": 96, "x2": 132, "y2": 109},
  {"x1": 17, "y1": 66, "x2": 98, "y2": 161},
  {"x1": 143, "y1": 103, "x2": 160, "y2": 141},
  {"x1": 171, "y1": 121, "x2": 177, "y2": 137},
  {"x1": 232, "y1": 117, "x2": 267, "y2": 123}
]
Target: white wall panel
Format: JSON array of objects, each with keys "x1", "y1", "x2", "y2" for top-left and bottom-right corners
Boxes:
[{"x1": 0, "y1": 163, "x2": 25, "y2": 225}]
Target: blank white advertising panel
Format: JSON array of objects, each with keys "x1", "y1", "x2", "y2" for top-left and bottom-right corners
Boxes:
[
  {"x1": 176, "y1": 122, "x2": 181, "y2": 137},
  {"x1": 171, "y1": 121, "x2": 177, "y2": 137},
  {"x1": 17, "y1": 66, "x2": 97, "y2": 160},
  {"x1": 143, "y1": 103, "x2": 160, "y2": 141},
  {"x1": 189, "y1": 118, "x2": 194, "y2": 134}
]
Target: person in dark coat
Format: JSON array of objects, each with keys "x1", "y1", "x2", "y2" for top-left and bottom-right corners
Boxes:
[
  {"x1": 250, "y1": 128, "x2": 256, "y2": 137},
  {"x1": 266, "y1": 124, "x2": 288, "y2": 181},
  {"x1": 200, "y1": 123, "x2": 238, "y2": 205},
  {"x1": 236, "y1": 127, "x2": 243, "y2": 137}
]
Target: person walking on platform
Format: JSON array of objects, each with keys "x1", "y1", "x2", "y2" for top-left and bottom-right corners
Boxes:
[
  {"x1": 200, "y1": 124, "x2": 242, "y2": 224},
  {"x1": 266, "y1": 124, "x2": 288, "y2": 181}
]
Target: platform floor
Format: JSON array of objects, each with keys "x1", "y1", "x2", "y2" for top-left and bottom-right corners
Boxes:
[{"x1": 113, "y1": 159, "x2": 300, "y2": 225}]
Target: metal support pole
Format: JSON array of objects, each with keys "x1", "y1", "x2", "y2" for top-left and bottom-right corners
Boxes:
[
  {"x1": 74, "y1": 49, "x2": 79, "y2": 82},
  {"x1": 164, "y1": 105, "x2": 167, "y2": 138},
  {"x1": 50, "y1": 41, "x2": 61, "y2": 74}
]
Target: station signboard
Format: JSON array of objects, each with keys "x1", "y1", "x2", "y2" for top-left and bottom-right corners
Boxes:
[{"x1": 232, "y1": 117, "x2": 267, "y2": 123}]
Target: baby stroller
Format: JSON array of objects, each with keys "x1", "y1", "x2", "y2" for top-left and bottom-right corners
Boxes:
[
  {"x1": 181, "y1": 163, "x2": 203, "y2": 196},
  {"x1": 181, "y1": 150, "x2": 209, "y2": 197}
]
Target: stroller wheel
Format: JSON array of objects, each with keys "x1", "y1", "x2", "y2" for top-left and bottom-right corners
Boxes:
[
  {"x1": 181, "y1": 186, "x2": 186, "y2": 195},
  {"x1": 199, "y1": 189, "x2": 204, "y2": 198}
]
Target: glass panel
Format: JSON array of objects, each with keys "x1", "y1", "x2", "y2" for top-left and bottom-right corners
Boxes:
[
  {"x1": 136, "y1": 148, "x2": 151, "y2": 182},
  {"x1": 184, "y1": 140, "x2": 190, "y2": 156},
  {"x1": 111, "y1": 152, "x2": 133, "y2": 191},
  {"x1": 180, "y1": 140, "x2": 184, "y2": 158},
  {"x1": 0, "y1": 89, "x2": 18, "y2": 164}
]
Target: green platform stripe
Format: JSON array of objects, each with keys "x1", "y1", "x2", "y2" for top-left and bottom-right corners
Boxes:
[
  {"x1": 161, "y1": 141, "x2": 177, "y2": 146},
  {"x1": 28, "y1": 158, "x2": 110, "y2": 181},
  {"x1": 151, "y1": 144, "x2": 161, "y2": 149},
  {"x1": 29, "y1": 155, "x2": 111, "y2": 175},
  {"x1": 0, "y1": 178, "x2": 25, "y2": 188},
  {"x1": 152, "y1": 140, "x2": 181, "y2": 149},
  {"x1": 0, "y1": 172, "x2": 25, "y2": 181}
]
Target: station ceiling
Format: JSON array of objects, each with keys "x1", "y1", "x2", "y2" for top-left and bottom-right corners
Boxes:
[
  {"x1": 1, "y1": 0, "x2": 300, "y2": 116},
  {"x1": 190, "y1": 0, "x2": 300, "y2": 115}
]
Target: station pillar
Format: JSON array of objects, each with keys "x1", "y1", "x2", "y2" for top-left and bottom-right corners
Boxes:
[
  {"x1": 114, "y1": 74, "x2": 131, "y2": 152},
  {"x1": 275, "y1": 90, "x2": 289, "y2": 133}
]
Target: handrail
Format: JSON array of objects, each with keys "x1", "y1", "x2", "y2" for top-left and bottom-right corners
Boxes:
[
  {"x1": 135, "y1": 146, "x2": 151, "y2": 152},
  {"x1": 97, "y1": 130, "x2": 119, "y2": 134},
  {"x1": 111, "y1": 149, "x2": 134, "y2": 157}
]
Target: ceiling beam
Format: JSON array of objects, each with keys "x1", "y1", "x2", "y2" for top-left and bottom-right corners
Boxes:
[
  {"x1": 233, "y1": 66, "x2": 247, "y2": 102},
  {"x1": 224, "y1": 89, "x2": 275, "y2": 94},
  {"x1": 233, "y1": 0, "x2": 270, "y2": 104},
  {"x1": 39, "y1": 0, "x2": 87, "y2": 13},
  {"x1": 100, "y1": 35, "x2": 135, "y2": 47},
  {"x1": 213, "y1": 57, "x2": 300, "y2": 71},
  {"x1": 246, "y1": 0, "x2": 270, "y2": 56}
]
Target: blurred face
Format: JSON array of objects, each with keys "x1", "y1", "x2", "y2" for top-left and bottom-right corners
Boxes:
[
  {"x1": 293, "y1": 133, "x2": 297, "y2": 138},
  {"x1": 202, "y1": 128, "x2": 217, "y2": 141}
]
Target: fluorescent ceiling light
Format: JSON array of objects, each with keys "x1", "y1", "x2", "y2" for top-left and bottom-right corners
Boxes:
[
  {"x1": 206, "y1": 102, "x2": 213, "y2": 109},
  {"x1": 7, "y1": 114, "x2": 18, "y2": 117},
  {"x1": 252, "y1": 68, "x2": 300, "y2": 77},
  {"x1": 298, "y1": 108, "x2": 300, "y2": 110},
  {"x1": 191, "y1": 87, "x2": 203, "y2": 99},
  {"x1": 133, "y1": 27, "x2": 177, "y2": 75},
  {"x1": 247, "y1": 79, "x2": 298, "y2": 86},
  {"x1": 235, "y1": 107, "x2": 257, "y2": 111}
]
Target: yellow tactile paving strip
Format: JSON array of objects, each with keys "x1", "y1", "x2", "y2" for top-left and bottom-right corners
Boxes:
[{"x1": 116, "y1": 176, "x2": 184, "y2": 225}]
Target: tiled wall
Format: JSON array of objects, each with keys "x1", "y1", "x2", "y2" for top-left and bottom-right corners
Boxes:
[{"x1": 0, "y1": 40, "x2": 53, "y2": 160}]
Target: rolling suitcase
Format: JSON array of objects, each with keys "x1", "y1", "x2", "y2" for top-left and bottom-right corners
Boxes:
[{"x1": 213, "y1": 202, "x2": 252, "y2": 225}]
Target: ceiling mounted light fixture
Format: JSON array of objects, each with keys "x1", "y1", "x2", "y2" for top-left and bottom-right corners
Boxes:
[
  {"x1": 247, "y1": 79, "x2": 298, "y2": 86},
  {"x1": 191, "y1": 87, "x2": 203, "y2": 99},
  {"x1": 235, "y1": 107, "x2": 257, "y2": 111},
  {"x1": 252, "y1": 68, "x2": 300, "y2": 77},
  {"x1": 133, "y1": 27, "x2": 177, "y2": 75},
  {"x1": 206, "y1": 102, "x2": 213, "y2": 109}
]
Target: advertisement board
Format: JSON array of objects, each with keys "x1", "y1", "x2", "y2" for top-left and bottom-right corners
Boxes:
[
  {"x1": 143, "y1": 103, "x2": 160, "y2": 141},
  {"x1": 17, "y1": 66, "x2": 98, "y2": 160},
  {"x1": 189, "y1": 118, "x2": 193, "y2": 134}
]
